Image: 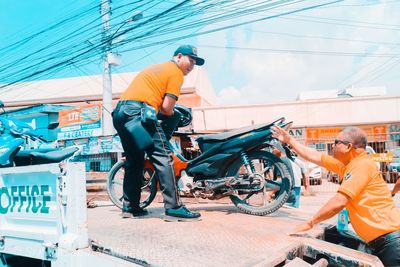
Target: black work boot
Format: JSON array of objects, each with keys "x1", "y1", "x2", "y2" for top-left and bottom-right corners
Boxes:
[
  {"x1": 121, "y1": 200, "x2": 148, "y2": 219},
  {"x1": 164, "y1": 205, "x2": 201, "y2": 222}
]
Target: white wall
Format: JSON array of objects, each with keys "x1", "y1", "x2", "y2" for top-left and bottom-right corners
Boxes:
[{"x1": 192, "y1": 95, "x2": 400, "y2": 132}]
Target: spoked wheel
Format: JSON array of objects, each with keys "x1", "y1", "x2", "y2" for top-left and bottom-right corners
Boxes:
[
  {"x1": 227, "y1": 151, "x2": 293, "y2": 216},
  {"x1": 107, "y1": 160, "x2": 158, "y2": 209}
]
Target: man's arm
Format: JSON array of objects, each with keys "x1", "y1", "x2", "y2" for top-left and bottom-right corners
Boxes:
[
  {"x1": 160, "y1": 95, "x2": 177, "y2": 116},
  {"x1": 288, "y1": 192, "x2": 349, "y2": 235},
  {"x1": 272, "y1": 126, "x2": 323, "y2": 166}
]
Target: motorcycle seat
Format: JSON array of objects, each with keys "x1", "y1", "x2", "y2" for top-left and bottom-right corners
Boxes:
[
  {"x1": 195, "y1": 118, "x2": 285, "y2": 152},
  {"x1": 196, "y1": 124, "x2": 261, "y2": 143},
  {"x1": 29, "y1": 147, "x2": 79, "y2": 164},
  {"x1": 17, "y1": 148, "x2": 59, "y2": 157},
  {"x1": 196, "y1": 117, "x2": 284, "y2": 144}
]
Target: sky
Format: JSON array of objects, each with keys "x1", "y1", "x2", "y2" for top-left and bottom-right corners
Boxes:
[{"x1": 0, "y1": 0, "x2": 399, "y2": 105}]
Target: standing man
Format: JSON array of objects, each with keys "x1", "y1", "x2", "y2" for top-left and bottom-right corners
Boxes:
[
  {"x1": 272, "y1": 126, "x2": 400, "y2": 266},
  {"x1": 112, "y1": 44, "x2": 204, "y2": 221},
  {"x1": 289, "y1": 156, "x2": 308, "y2": 208},
  {"x1": 272, "y1": 147, "x2": 306, "y2": 208}
]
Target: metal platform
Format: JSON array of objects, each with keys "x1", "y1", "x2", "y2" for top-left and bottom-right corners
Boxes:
[{"x1": 87, "y1": 192, "x2": 384, "y2": 267}]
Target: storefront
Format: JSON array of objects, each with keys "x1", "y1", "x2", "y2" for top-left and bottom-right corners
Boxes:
[{"x1": 55, "y1": 104, "x2": 123, "y2": 172}]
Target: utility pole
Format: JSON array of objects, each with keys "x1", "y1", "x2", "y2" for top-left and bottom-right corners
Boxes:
[
  {"x1": 100, "y1": 1, "x2": 142, "y2": 136},
  {"x1": 101, "y1": 0, "x2": 113, "y2": 136}
]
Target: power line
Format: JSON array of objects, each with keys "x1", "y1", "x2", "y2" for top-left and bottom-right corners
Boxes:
[
  {"x1": 197, "y1": 44, "x2": 400, "y2": 58},
  {"x1": 0, "y1": 0, "x2": 344, "y2": 89},
  {"x1": 208, "y1": 27, "x2": 400, "y2": 47},
  {"x1": 116, "y1": 0, "x2": 343, "y2": 53},
  {"x1": 275, "y1": 14, "x2": 400, "y2": 31}
]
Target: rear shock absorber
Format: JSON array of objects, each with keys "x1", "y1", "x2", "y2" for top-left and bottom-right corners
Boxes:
[{"x1": 240, "y1": 151, "x2": 254, "y2": 174}]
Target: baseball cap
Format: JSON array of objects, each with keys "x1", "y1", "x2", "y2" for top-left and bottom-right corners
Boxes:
[{"x1": 173, "y1": 44, "x2": 205, "y2": 66}]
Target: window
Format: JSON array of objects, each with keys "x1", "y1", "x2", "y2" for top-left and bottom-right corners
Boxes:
[
  {"x1": 367, "y1": 142, "x2": 385, "y2": 153},
  {"x1": 315, "y1": 143, "x2": 326, "y2": 151},
  {"x1": 74, "y1": 152, "x2": 119, "y2": 172},
  {"x1": 89, "y1": 161, "x2": 101, "y2": 172}
]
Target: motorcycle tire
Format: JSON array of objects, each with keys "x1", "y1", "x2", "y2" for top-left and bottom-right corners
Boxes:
[
  {"x1": 107, "y1": 160, "x2": 158, "y2": 209},
  {"x1": 227, "y1": 151, "x2": 293, "y2": 216}
]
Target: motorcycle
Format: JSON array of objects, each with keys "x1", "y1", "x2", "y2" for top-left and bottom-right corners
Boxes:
[
  {"x1": 0, "y1": 100, "x2": 79, "y2": 167},
  {"x1": 107, "y1": 105, "x2": 294, "y2": 216}
]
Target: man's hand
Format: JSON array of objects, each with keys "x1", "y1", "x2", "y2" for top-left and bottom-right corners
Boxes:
[
  {"x1": 287, "y1": 220, "x2": 313, "y2": 236},
  {"x1": 272, "y1": 125, "x2": 324, "y2": 166},
  {"x1": 160, "y1": 95, "x2": 177, "y2": 116},
  {"x1": 271, "y1": 126, "x2": 292, "y2": 144}
]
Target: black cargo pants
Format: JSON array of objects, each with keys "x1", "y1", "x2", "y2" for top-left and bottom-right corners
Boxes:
[
  {"x1": 112, "y1": 100, "x2": 181, "y2": 210},
  {"x1": 369, "y1": 230, "x2": 400, "y2": 267}
]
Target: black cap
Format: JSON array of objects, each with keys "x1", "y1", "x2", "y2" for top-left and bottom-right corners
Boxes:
[{"x1": 173, "y1": 44, "x2": 205, "y2": 66}]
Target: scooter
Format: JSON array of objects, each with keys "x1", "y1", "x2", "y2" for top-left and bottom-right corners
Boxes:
[
  {"x1": 107, "y1": 105, "x2": 294, "y2": 216},
  {"x1": 0, "y1": 100, "x2": 79, "y2": 167}
]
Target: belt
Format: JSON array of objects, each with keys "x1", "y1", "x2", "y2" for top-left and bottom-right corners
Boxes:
[
  {"x1": 368, "y1": 230, "x2": 400, "y2": 249},
  {"x1": 116, "y1": 100, "x2": 144, "y2": 107}
]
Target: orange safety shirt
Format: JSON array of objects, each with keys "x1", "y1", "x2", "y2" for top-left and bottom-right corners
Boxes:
[
  {"x1": 120, "y1": 61, "x2": 184, "y2": 112},
  {"x1": 322, "y1": 152, "x2": 400, "y2": 242}
]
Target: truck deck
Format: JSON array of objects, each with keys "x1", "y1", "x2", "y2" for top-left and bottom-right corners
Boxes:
[
  {"x1": 1, "y1": 162, "x2": 394, "y2": 267},
  {"x1": 87, "y1": 192, "x2": 387, "y2": 267}
]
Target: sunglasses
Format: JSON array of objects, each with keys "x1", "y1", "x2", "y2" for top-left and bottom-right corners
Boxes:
[{"x1": 334, "y1": 139, "x2": 351, "y2": 145}]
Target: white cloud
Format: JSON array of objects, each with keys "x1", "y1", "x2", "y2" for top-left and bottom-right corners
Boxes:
[
  {"x1": 199, "y1": 1, "x2": 400, "y2": 105},
  {"x1": 216, "y1": 86, "x2": 246, "y2": 105}
]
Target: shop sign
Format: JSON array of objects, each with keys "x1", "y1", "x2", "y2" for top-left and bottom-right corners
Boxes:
[
  {"x1": 288, "y1": 128, "x2": 305, "y2": 140},
  {"x1": 366, "y1": 125, "x2": 386, "y2": 141},
  {"x1": 57, "y1": 104, "x2": 102, "y2": 140},
  {"x1": 372, "y1": 152, "x2": 394, "y2": 163},
  {"x1": 306, "y1": 128, "x2": 340, "y2": 141},
  {"x1": 306, "y1": 125, "x2": 387, "y2": 142}
]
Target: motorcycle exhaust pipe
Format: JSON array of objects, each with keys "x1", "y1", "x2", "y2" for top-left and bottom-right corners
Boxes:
[{"x1": 204, "y1": 177, "x2": 236, "y2": 191}]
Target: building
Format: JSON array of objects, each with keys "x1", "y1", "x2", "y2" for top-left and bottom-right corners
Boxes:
[
  {"x1": 0, "y1": 68, "x2": 216, "y2": 171},
  {"x1": 0, "y1": 68, "x2": 216, "y2": 108},
  {"x1": 1, "y1": 71, "x2": 399, "y2": 172}
]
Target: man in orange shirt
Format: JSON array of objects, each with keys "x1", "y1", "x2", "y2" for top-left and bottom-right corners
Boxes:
[
  {"x1": 112, "y1": 45, "x2": 204, "y2": 221},
  {"x1": 272, "y1": 126, "x2": 400, "y2": 266}
]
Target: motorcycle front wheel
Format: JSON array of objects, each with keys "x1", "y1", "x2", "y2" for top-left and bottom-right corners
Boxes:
[
  {"x1": 107, "y1": 160, "x2": 158, "y2": 209},
  {"x1": 227, "y1": 151, "x2": 293, "y2": 216}
]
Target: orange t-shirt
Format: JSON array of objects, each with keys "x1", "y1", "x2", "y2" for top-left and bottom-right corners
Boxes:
[
  {"x1": 120, "y1": 61, "x2": 184, "y2": 112},
  {"x1": 322, "y1": 152, "x2": 400, "y2": 242}
]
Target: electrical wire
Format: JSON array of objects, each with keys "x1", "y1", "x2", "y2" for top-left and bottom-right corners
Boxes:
[{"x1": 0, "y1": 0, "x2": 353, "y2": 91}]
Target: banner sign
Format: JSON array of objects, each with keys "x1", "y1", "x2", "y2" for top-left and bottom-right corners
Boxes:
[
  {"x1": 306, "y1": 125, "x2": 387, "y2": 142},
  {"x1": 288, "y1": 128, "x2": 305, "y2": 140},
  {"x1": 58, "y1": 135, "x2": 123, "y2": 155},
  {"x1": 57, "y1": 104, "x2": 102, "y2": 140}
]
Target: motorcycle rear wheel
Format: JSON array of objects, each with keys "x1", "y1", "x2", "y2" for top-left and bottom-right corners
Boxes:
[
  {"x1": 227, "y1": 151, "x2": 293, "y2": 216},
  {"x1": 107, "y1": 160, "x2": 158, "y2": 209}
]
